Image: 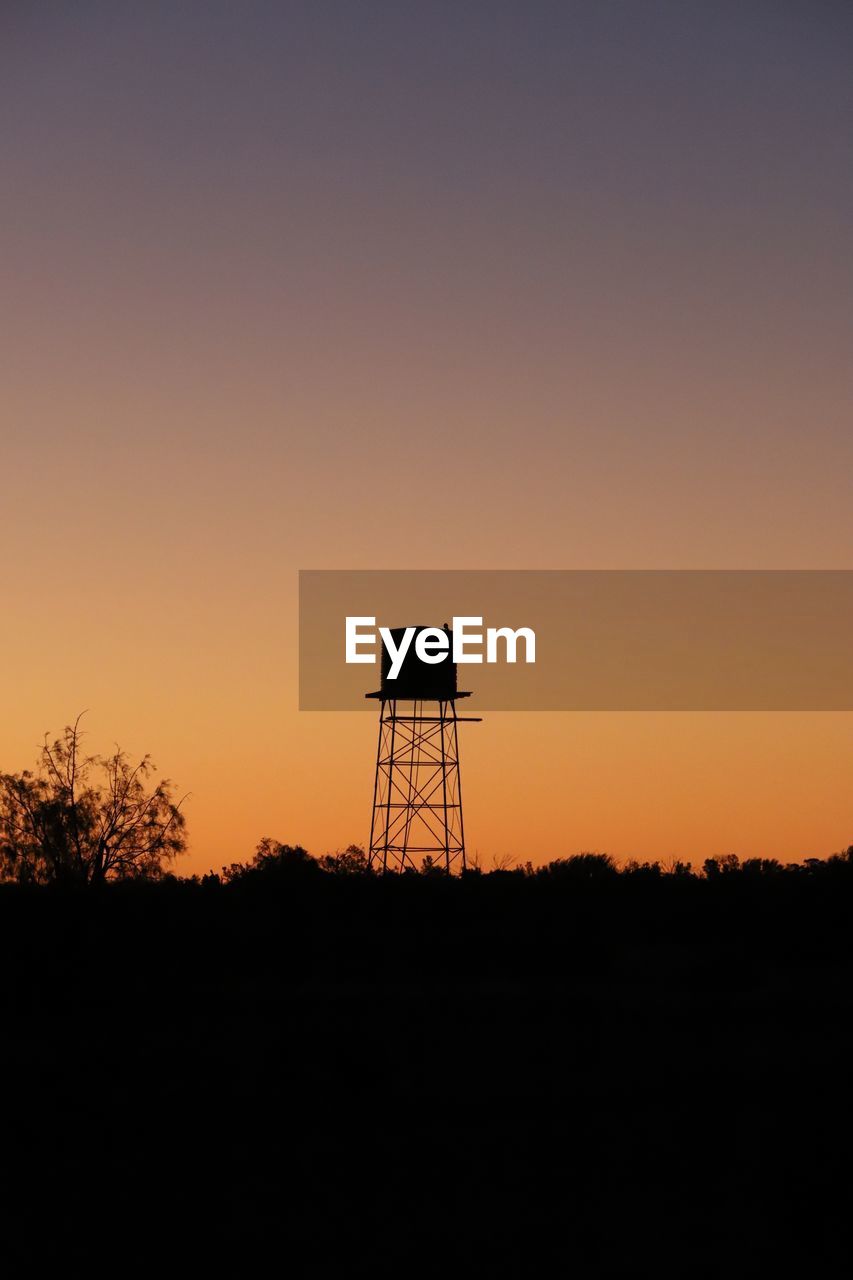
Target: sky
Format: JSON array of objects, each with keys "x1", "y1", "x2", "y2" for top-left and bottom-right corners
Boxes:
[{"x1": 2, "y1": 1, "x2": 853, "y2": 874}]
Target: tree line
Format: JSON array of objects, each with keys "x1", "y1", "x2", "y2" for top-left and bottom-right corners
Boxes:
[
  {"x1": 208, "y1": 840, "x2": 853, "y2": 885},
  {"x1": 3, "y1": 718, "x2": 852, "y2": 887}
]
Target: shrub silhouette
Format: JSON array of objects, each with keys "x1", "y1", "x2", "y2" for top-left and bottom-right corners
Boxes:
[
  {"x1": 536, "y1": 852, "x2": 619, "y2": 881},
  {"x1": 317, "y1": 844, "x2": 370, "y2": 875},
  {"x1": 221, "y1": 838, "x2": 321, "y2": 884}
]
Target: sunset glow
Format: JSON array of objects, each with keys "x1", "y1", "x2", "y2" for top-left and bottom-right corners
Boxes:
[{"x1": 3, "y1": 3, "x2": 852, "y2": 874}]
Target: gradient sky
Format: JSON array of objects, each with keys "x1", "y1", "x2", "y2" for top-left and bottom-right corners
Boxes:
[{"x1": 2, "y1": 2, "x2": 853, "y2": 874}]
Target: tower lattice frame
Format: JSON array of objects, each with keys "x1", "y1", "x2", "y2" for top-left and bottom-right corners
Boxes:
[{"x1": 368, "y1": 696, "x2": 478, "y2": 873}]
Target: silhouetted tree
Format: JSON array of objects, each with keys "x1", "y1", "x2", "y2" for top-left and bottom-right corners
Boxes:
[
  {"x1": 0, "y1": 716, "x2": 187, "y2": 885},
  {"x1": 222, "y1": 839, "x2": 321, "y2": 884},
  {"x1": 537, "y1": 853, "x2": 618, "y2": 881},
  {"x1": 740, "y1": 857, "x2": 784, "y2": 877},
  {"x1": 662, "y1": 858, "x2": 694, "y2": 877},
  {"x1": 418, "y1": 854, "x2": 449, "y2": 876},
  {"x1": 823, "y1": 846, "x2": 853, "y2": 874},
  {"x1": 623, "y1": 859, "x2": 663, "y2": 879},
  {"x1": 703, "y1": 854, "x2": 742, "y2": 878},
  {"x1": 318, "y1": 844, "x2": 370, "y2": 875}
]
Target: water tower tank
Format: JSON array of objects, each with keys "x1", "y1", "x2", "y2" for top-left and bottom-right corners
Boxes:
[{"x1": 368, "y1": 625, "x2": 458, "y2": 701}]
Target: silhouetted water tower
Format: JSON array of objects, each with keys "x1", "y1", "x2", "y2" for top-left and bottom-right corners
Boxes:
[{"x1": 367, "y1": 625, "x2": 480, "y2": 873}]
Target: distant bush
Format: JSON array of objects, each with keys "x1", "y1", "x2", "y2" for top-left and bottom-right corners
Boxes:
[
  {"x1": 535, "y1": 853, "x2": 618, "y2": 881},
  {"x1": 221, "y1": 838, "x2": 321, "y2": 884},
  {"x1": 317, "y1": 845, "x2": 370, "y2": 875}
]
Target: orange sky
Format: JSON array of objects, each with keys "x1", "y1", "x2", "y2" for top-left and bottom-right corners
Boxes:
[{"x1": 2, "y1": 3, "x2": 853, "y2": 874}]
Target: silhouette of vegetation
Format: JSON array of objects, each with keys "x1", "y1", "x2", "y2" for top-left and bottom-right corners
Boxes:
[
  {"x1": 0, "y1": 715, "x2": 187, "y2": 885},
  {"x1": 533, "y1": 851, "x2": 619, "y2": 881},
  {"x1": 220, "y1": 838, "x2": 322, "y2": 884},
  {"x1": 317, "y1": 843, "x2": 371, "y2": 875},
  {"x1": 3, "y1": 725, "x2": 853, "y2": 1272},
  {"x1": 202, "y1": 843, "x2": 853, "y2": 885},
  {"x1": 4, "y1": 832, "x2": 853, "y2": 1272}
]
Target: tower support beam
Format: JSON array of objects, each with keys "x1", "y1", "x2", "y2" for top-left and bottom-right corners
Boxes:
[{"x1": 369, "y1": 698, "x2": 475, "y2": 873}]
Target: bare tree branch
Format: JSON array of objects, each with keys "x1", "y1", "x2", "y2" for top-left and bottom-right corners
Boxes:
[{"x1": 0, "y1": 718, "x2": 188, "y2": 885}]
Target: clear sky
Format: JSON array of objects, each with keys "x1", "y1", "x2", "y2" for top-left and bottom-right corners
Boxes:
[{"x1": 2, "y1": 2, "x2": 853, "y2": 873}]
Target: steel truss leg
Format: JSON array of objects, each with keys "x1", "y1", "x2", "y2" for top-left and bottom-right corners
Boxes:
[{"x1": 368, "y1": 698, "x2": 467, "y2": 874}]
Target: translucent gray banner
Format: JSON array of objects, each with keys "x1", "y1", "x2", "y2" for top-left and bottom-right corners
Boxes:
[{"x1": 299, "y1": 570, "x2": 853, "y2": 711}]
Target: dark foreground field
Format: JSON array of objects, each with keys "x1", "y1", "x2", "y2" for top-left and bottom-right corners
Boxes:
[{"x1": 3, "y1": 862, "x2": 853, "y2": 1275}]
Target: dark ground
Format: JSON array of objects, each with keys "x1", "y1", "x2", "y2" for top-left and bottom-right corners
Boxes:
[{"x1": 3, "y1": 868, "x2": 852, "y2": 1275}]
